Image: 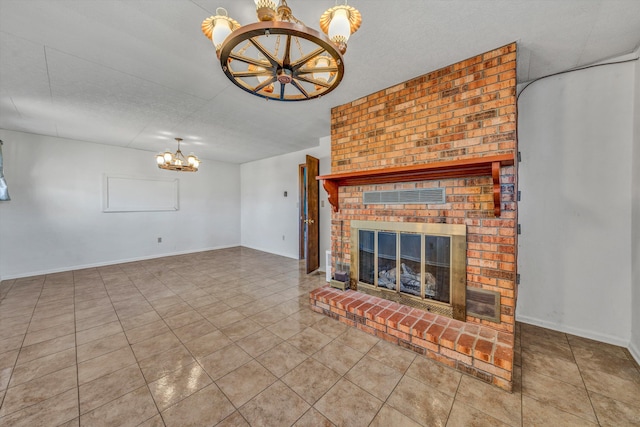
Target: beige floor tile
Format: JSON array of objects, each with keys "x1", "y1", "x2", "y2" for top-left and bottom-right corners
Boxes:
[
  {"x1": 455, "y1": 374, "x2": 521, "y2": 426},
  {"x1": 9, "y1": 347, "x2": 76, "y2": 387},
  {"x1": 366, "y1": 339, "x2": 417, "y2": 374},
  {"x1": 0, "y1": 334, "x2": 28, "y2": 354},
  {"x1": 257, "y1": 342, "x2": 309, "y2": 378},
  {"x1": 346, "y1": 355, "x2": 403, "y2": 401},
  {"x1": 240, "y1": 380, "x2": 310, "y2": 427},
  {"x1": 163, "y1": 309, "x2": 204, "y2": 330},
  {"x1": 237, "y1": 329, "x2": 283, "y2": 357},
  {"x1": 216, "y1": 360, "x2": 277, "y2": 407},
  {"x1": 446, "y1": 400, "x2": 513, "y2": 427},
  {"x1": 522, "y1": 369, "x2": 596, "y2": 423},
  {"x1": 217, "y1": 411, "x2": 251, "y2": 427},
  {"x1": 369, "y1": 404, "x2": 422, "y2": 427},
  {"x1": 522, "y1": 395, "x2": 598, "y2": 426},
  {"x1": 171, "y1": 318, "x2": 217, "y2": 343},
  {"x1": 79, "y1": 363, "x2": 146, "y2": 414},
  {"x1": 387, "y1": 375, "x2": 453, "y2": 426},
  {"x1": 207, "y1": 308, "x2": 247, "y2": 328},
  {"x1": 75, "y1": 310, "x2": 120, "y2": 332},
  {"x1": 124, "y1": 320, "x2": 171, "y2": 344},
  {"x1": 76, "y1": 331, "x2": 129, "y2": 363},
  {"x1": 78, "y1": 346, "x2": 137, "y2": 385},
  {"x1": 315, "y1": 378, "x2": 383, "y2": 427},
  {"x1": 131, "y1": 330, "x2": 182, "y2": 361},
  {"x1": 161, "y1": 384, "x2": 235, "y2": 427},
  {"x1": 312, "y1": 340, "x2": 364, "y2": 376},
  {"x1": 581, "y1": 367, "x2": 640, "y2": 407},
  {"x1": 293, "y1": 407, "x2": 336, "y2": 426},
  {"x1": 282, "y1": 358, "x2": 341, "y2": 404},
  {"x1": 79, "y1": 385, "x2": 159, "y2": 427},
  {"x1": 138, "y1": 345, "x2": 195, "y2": 383},
  {"x1": 199, "y1": 343, "x2": 252, "y2": 380},
  {"x1": 76, "y1": 320, "x2": 123, "y2": 346},
  {"x1": 221, "y1": 318, "x2": 263, "y2": 341},
  {"x1": 185, "y1": 329, "x2": 233, "y2": 359},
  {"x1": 16, "y1": 333, "x2": 76, "y2": 365},
  {"x1": 311, "y1": 317, "x2": 349, "y2": 339},
  {"x1": 0, "y1": 366, "x2": 12, "y2": 392},
  {"x1": 148, "y1": 362, "x2": 212, "y2": 410},
  {"x1": 521, "y1": 347, "x2": 584, "y2": 387},
  {"x1": 27, "y1": 312, "x2": 75, "y2": 333},
  {"x1": 119, "y1": 310, "x2": 161, "y2": 331},
  {"x1": 266, "y1": 317, "x2": 307, "y2": 340},
  {"x1": 22, "y1": 321, "x2": 75, "y2": 347},
  {"x1": 287, "y1": 327, "x2": 332, "y2": 355},
  {"x1": 0, "y1": 388, "x2": 78, "y2": 427},
  {"x1": 589, "y1": 391, "x2": 640, "y2": 426},
  {"x1": 0, "y1": 365, "x2": 77, "y2": 417},
  {"x1": 137, "y1": 414, "x2": 165, "y2": 427},
  {"x1": 333, "y1": 326, "x2": 381, "y2": 354},
  {"x1": 405, "y1": 355, "x2": 462, "y2": 397}
]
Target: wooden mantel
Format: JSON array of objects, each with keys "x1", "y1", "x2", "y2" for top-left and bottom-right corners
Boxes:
[{"x1": 317, "y1": 154, "x2": 515, "y2": 217}]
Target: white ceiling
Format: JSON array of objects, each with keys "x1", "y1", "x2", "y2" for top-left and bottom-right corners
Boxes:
[{"x1": 1, "y1": 0, "x2": 639, "y2": 164}]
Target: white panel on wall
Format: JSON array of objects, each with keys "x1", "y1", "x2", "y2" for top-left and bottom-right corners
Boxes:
[
  {"x1": 517, "y1": 61, "x2": 634, "y2": 346},
  {"x1": 103, "y1": 175, "x2": 178, "y2": 212}
]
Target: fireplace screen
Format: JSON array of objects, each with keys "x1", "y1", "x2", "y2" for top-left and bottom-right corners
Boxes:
[{"x1": 352, "y1": 221, "x2": 466, "y2": 320}]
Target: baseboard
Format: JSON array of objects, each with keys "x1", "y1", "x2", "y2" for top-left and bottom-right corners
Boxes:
[
  {"x1": 630, "y1": 340, "x2": 640, "y2": 365},
  {"x1": 515, "y1": 314, "x2": 629, "y2": 348},
  {"x1": 0, "y1": 244, "x2": 239, "y2": 280},
  {"x1": 240, "y1": 244, "x2": 299, "y2": 261}
]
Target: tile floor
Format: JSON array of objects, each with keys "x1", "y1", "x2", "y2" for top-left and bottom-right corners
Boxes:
[{"x1": 0, "y1": 247, "x2": 639, "y2": 426}]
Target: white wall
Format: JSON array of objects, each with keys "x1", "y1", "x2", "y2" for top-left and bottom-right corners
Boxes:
[
  {"x1": 0, "y1": 130, "x2": 241, "y2": 279},
  {"x1": 240, "y1": 137, "x2": 331, "y2": 272},
  {"x1": 631, "y1": 53, "x2": 640, "y2": 361},
  {"x1": 517, "y1": 61, "x2": 635, "y2": 346}
]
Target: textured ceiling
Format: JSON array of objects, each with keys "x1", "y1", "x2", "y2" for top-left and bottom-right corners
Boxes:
[{"x1": 1, "y1": 0, "x2": 639, "y2": 163}]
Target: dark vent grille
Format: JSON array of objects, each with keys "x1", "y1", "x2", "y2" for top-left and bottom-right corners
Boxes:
[{"x1": 363, "y1": 188, "x2": 445, "y2": 205}]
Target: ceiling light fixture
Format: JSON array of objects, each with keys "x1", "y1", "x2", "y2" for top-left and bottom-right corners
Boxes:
[
  {"x1": 156, "y1": 138, "x2": 201, "y2": 172},
  {"x1": 201, "y1": 0, "x2": 362, "y2": 101}
]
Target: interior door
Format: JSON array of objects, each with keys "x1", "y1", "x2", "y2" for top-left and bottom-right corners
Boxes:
[{"x1": 304, "y1": 155, "x2": 319, "y2": 273}]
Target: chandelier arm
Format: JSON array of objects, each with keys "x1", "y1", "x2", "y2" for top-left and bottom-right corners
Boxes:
[
  {"x1": 253, "y1": 76, "x2": 278, "y2": 93},
  {"x1": 297, "y1": 66, "x2": 338, "y2": 75},
  {"x1": 289, "y1": 46, "x2": 327, "y2": 70},
  {"x1": 227, "y1": 52, "x2": 272, "y2": 68},
  {"x1": 282, "y1": 34, "x2": 292, "y2": 67},
  {"x1": 295, "y1": 74, "x2": 331, "y2": 88},
  {"x1": 247, "y1": 38, "x2": 281, "y2": 67},
  {"x1": 232, "y1": 69, "x2": 274, "y2": 78},
  {"x1": 290, "y1": 78, "x2": 310, "y2": 98}
]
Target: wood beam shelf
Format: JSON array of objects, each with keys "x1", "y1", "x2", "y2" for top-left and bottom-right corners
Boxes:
[{"x1": 316, "y1": 154, "x2": 515, "y2": 217}]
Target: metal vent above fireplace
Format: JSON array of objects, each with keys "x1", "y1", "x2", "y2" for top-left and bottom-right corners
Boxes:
[{"x1": 363, "y1": 188, "x2": 445, "y2": 205}]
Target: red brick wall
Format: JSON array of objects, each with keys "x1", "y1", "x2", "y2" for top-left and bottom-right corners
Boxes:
[{"x1": 329, "y1": 43, "x2": 518, "y2": 333}]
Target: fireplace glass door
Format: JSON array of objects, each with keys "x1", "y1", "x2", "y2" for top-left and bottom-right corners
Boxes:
[
  {"x1": 357, "y1": 229, "x2": 452, "y2": 304},
  {"x1": 352, "y1": 221, "x2": 466, "y2": 319}
]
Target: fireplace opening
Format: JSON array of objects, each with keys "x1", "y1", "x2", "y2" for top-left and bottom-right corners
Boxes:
[{"x1": 350, "y1": 221, "x2": 467, "y2": 320}]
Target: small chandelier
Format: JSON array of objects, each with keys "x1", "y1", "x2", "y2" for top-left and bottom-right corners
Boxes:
[
  {"x1": 156, "y1": 138, "x2": 201, "y2": 172},
  {"x1": 201, "y1": 0, "x2": 362, "y2": 101}
]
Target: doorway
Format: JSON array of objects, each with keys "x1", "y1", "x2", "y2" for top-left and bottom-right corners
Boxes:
[{"x1": 299, "y1": 155, "x2": 319, "y2": 273}]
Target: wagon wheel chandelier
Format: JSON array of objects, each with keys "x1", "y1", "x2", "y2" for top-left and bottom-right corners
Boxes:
[{"x1": 202, "y1": 0, "x2": 362, "y2": 101}]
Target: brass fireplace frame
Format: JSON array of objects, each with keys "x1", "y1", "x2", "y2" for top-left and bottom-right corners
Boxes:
[{"x1": 350, "y1": 220, "x2": 467, "y2": 321}]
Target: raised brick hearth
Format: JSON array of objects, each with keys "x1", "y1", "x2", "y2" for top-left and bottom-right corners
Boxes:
[
  {"x1": 310, "y1": 286, "x2": 514, "y2": 390},
  {"x1": 314, "y1": 43, "x2": 519, "y2": 391}
]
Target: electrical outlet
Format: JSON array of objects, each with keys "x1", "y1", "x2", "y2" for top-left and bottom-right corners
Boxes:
[
  {"x1": 321, "y1": 200, "x2": 325, "y2": 208},
  {"x1": 282, "y1": 235, "x2": 285, "y2": 240},
  {"x1": 157, "y1": 237, "x2": 162, "y2": 243}
]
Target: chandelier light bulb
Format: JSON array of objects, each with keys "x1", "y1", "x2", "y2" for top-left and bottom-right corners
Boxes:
[
  {"x1": 163, "y1": 151, "x2": 173, "y2": 162},
  {"x1": 156, "y1": 154, "x2": 165, "y2": 165},
  {"x1": 202, "y1": 8, "x2": 240, "y2": 55},
  {"x1": 313, "y1": 56, "x2": 331, "y2": 84},
  {"x1": 328, "y1": 8, "x2": 351, "y2": 43}
]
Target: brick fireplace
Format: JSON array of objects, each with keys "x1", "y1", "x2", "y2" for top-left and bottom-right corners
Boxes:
[{"x1": 310, "y1": 43, "x2": 518, "y2": 390}]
